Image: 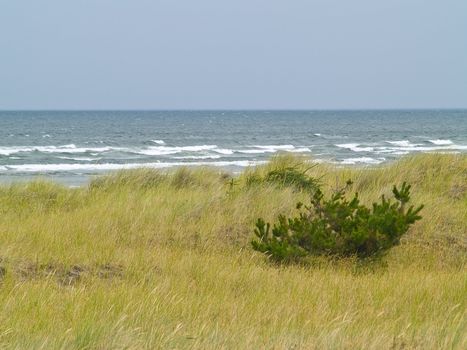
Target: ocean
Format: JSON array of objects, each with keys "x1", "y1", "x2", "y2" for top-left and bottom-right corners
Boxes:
[{"x1": 1, "y1": 110, "x2": 466, "y2": 186}]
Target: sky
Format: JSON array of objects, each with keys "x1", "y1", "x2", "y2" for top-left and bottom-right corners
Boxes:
[{"x1": 0, "y1": 0, "x2": 466, "y2": 110}]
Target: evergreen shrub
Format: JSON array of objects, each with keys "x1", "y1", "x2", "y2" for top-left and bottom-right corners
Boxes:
[{"x1": 252, "y1": 181, "x2": 423, "y2": 262}]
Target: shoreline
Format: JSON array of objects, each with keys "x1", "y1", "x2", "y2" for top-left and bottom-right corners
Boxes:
[{"x1": 0, "y1": 152, "x2": 464, "y2": 187}]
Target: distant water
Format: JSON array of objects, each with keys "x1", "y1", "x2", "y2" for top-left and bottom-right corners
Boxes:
[{"x1": 1, "y1": 110, "x2": 466, "y2": 186}]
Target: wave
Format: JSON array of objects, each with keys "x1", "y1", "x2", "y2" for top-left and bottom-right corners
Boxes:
[
  {"x1": 383, "y1": 145, "x2": 467, "y2": 152},
  {"x1": 136, "y1": 145, "x2": 218, "y2": 156},
  {"x1": 137, "y1": 144, "x2": 311, "y2": 156},
  {"x1": 336, "y1": 143, "x2": 374, "y2": 152},
  {"x1": 237, "y1": 149, "x2": 277, "y2": 154},
  {"x1": 151, "y1": 140, "x2": 165, "y2": 145},
  {"x1": 212, "y1": 148, "x2": 234, "y2": 155},
  {"x1": 287, "y1": 147, "x2": 312, "y2": 153},
  {"x1": 428, "y1": 139, "x2": 453, "y2": 145},
  {"x1": 172, "y1": 155, "x2": 222, "y2": 160},
  {"x1": 0, "y1": 144, "x2": 114, "y2": 156},
  {"x1": 2, "y1": 160, "x2": 267, "y2": 173},
  {"x1": 58, "y1": 156, "x2": 102, "y2": 161},
  {"x1": 338, "y1": 141, "x2": 467, "y2": 154},
  {"x1": 237, "y1": 145, "x2": 311, "y2": 154},
  {"x1": 386, "y1": 140, "x2": 418, "y2": 147},
  {"x1": 0, "y1": 144, "x2": 314, "y2": 158},
  {"x1": 339, "y1": 157, "x2": 385, "y2": 165},
  {"x1": 253, "y1": 145, "x2": 295, "y2": 150}
]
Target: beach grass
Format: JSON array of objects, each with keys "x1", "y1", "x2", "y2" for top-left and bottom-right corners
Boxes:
[{"x1": 0, "y1": 154, "x2": 466, "y2": 349}]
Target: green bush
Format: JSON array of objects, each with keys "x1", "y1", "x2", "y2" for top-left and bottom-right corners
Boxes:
[
  {"x1": 245, "y1": 165, "x2": 319, "y2": 193},
  {"x1": 252, "y1": 181, "x2": 423, "y2": 262}
]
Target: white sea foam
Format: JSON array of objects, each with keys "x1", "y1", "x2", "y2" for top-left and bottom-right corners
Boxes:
[
  {"x1": 339, "y1": 157, "x2": 385, "y2": 165},
  {"x1": 336, "y1": 143, "x2": 374, "y2": 152},
  {"x1": 237, "y1": 149, "x2": 277, "y2": 154},
  {"x1": 428, "y1": 139, "x2": 453, "y2": 145},
  {"x1": 286, "y1": 147, "x2": 312, "y2": 153},
  {"x1": 137, "y1": 148, "x2": 179, "y2": 156},
  {"x1": 253, "y1": 145, "x2": 295, "y2": 150},
  {"x1": 386, "y1": 140, "x2": 414, "y2": 147},
  {"x1": 140, "y1": 144, "x2": 311, "y2": 156},
  {"x1": 0, "y1": 144, "x2": 114, "y2": 156},
  {"x1": 136, "y1": 145, "x2": 218, "y2": 156},
  {"x1": 151, "y1": 140, "x2": 165, "y2": 145},
  {"x1": 58, "y1": 156, "x2": 102, "y2": 161},
  {"x1": 338, "y1": 140, "x2": 467, "y2": 155},
  {"x1": 172, "y1": 155, "x2": 222, "y2": 160},
  {"x1": 238, "y1": 145, "x2": 311, "y2": 154},
  {"x1": 0, "y1": 144, "x2": 314, "y2": 158},
  {"x1": 212, "y1": 148, "x2": 234, "y2": 155},
  {"x1": 387, "y1": 145, "x2": 467, "y2": 152},
  {"x1": 3, "y1": 160, "x2": 267, "y2": 173},
  {"x1": 0, "y1": 147, "x2": 32, "y2": 156},
  {"x1": 41, "y1": 146, "x2": 113, "y2": 154}
]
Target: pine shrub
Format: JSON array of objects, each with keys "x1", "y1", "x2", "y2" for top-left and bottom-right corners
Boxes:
[{"x1": 252, "y1": 181, "x2": 423, "y2": 262}]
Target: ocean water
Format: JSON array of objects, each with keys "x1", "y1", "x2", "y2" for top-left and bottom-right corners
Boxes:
[{"x1": 1, "y1": 110, "x2": 466, "y2": 186}]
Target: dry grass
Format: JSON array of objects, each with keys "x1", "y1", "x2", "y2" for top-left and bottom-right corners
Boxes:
[{"x1": 0, "y1": 154, "x2": 465, "y2": 349}]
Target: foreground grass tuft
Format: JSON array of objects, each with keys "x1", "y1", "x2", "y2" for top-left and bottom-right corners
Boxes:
[{"x1": 0, "y1": 154, "x2": 466, "y2": 349}]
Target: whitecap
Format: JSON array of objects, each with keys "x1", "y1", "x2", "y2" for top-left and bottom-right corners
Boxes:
[
  {"x1": 336, "y1": 143, "x2": 374, "y2": 152},
  {"x1": 237, "y1": 149, "x2": 277, "y2": 154},
  {"x1": 137, "y1": 148, "x2": 180, "y2": 156},
  {"x1": 0, "y1": 147, "x2": 33, "y2": 156},
  {"x1": 428, "y1": 139, "x2": 453, "y2": 145},
  {"x1": 386, "y1": 140, "x2": 414, "y2": 147},
  {"x1": 238, "y1": 145, "x2": 311, "y2": 154},
  {"x1": 389, "y1": 145, "x2": 467, "y2": 152},
  {"x1": 138, "y1": 145, "x2": 229, "y2": 156},
  {"x1": 253, "y1": 145, "x2": 295, "y2": 150},
  {"x1": 4, "y1": 160, "x2": 267, "y2": 173},
  {"x1": 212, "y1": 148, "x2": 234, "y2": 155},
  {"x1": 58, "y1": 156, "x2": 102, "y2": 161},
  {"x1": 286, "y1": 147, "x2": 312, "y2": 153},
  {"x1": 172, "y1": 155, "x2": 222, "y2": 160},
  {"x1": 38, "y1": 145, "x2": 113, "y2": 154},
  {"x1": 339, "y1": 157, "x2": 385, "y2": 165},
  {"x1": 151, "y1": 140, "x2": 166, "y2": 145},
  {"x1": 0, "y1": 145, "x2": 115, "y2": 156}
]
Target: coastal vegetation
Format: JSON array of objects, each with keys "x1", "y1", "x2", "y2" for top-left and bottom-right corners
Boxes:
[
  {"x1": 252, "y1": 181, "x2": 424, "y2": 262},
  {"x1": 0, "y1": 154, "x2": 465, "y2": 349}
]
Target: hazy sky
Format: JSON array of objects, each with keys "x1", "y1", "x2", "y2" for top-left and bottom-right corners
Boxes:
[{"x1": 1, "y1": 0, "x2": 466, "y2": 109}]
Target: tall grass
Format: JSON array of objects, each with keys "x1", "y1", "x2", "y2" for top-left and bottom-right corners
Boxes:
[{"x1": 0, "y1": 154, "x2": 465, "y2": 349}]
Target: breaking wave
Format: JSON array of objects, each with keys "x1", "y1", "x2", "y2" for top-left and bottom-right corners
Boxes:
[{"x1": 2, "y1": 160, "x2": 267, "y2": 173}]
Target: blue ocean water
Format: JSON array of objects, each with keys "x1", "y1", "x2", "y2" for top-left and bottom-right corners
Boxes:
[{"x1": 0, "y1": 110, "x2": 466, "y2": 186}]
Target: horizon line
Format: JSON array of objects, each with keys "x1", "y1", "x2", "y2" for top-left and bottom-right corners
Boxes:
[{"x1": 1, "y1": 107, "x2": 467, "y2": 112}]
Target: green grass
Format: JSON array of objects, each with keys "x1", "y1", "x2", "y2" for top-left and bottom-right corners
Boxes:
[{"x1": 0, "y1": 154, "x2": 465, "y2": 349}]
